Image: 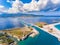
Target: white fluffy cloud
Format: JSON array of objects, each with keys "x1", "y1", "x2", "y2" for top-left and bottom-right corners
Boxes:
[
  {"x1": 7, "y1": 0, "x2": 24, "y2": 13},
  {"x1": 51, "y1": 0, "x2": 60, "y2": 4},
  {"x1": 7, "y1": 0, "x2": 49, "y2": 13},
  {"x1": 23, "y1": 0, "x2": 39, "y2": 11},
  {"x1": 0, "y1": 5, "x2": 7, "y2": 14},
  {"x1": 7, "y1": 0, "x2": 40, "y2": 13},
  {"x1": 37, "y1": 0, "x2": 48, "y2": 9},
  {"x1": 0, "y1": 5, "x2": 5, "y2": 12},
  {"x1": 0, "y1": 0, "x2": 60, "y2": 14}
]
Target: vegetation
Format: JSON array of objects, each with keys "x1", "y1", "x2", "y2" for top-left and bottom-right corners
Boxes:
[
  {"x1": 0, "y1": 33, "x2": 15, "y2": 45},
  {"x1": 35, "y1": 22, "x2": 47, "y2": 28},
  {"x1": 0, "y1": 26, "x2": 34, "y2": 45},
  {"x1": 2, "y1": 27, "x2": 33, "y2": 40}
]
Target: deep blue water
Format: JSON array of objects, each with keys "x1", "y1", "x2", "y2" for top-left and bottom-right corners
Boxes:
[{"x1": 55, "y1": 24, "x2": 60, "y2": 30}]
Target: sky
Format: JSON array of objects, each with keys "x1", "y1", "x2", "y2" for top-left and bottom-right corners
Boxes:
[
  {"x1": 0, "y1": 0, "x2": 11, "y2": 8},
  {"x1": 0, "y1": 0, "x2": 60, "y2": 15},
  {"x1": 0, "y1": 0, "x2": 38, "y2": 8}
]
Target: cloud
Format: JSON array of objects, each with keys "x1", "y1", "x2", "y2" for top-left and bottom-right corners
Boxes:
[
  {"x1": 23, "y1": 0, "x2": 39, "y2": 11},
  {"x1": 23, "y1": 0, "x2": 48, "y2": 11},
  {"x1": 51, "y1": 0, "x2": 60, "y2": 4},
  {"x1": 7, "y1": 0, "x2": 26, "y2": 13},
  {"x1": 37, "y1": 0, "x2": 48, "y2": 9},
  {"x1": 0, "y1": 0, "x2": 60, "y2": 14},
  {"x1": 0, "y1": 5, "x2": 5, "y2": 12},
  {"x1": 0, "y1": 5, "x2": 7, "y2": 14},
  {"x1": 49, "y1": 7, "x2": 58, "y2": 11},
  {"x1": 0, "y1": 5, "x2": 4, "y2": 8},
  {"x1": 7, "y1": 0, "x2": 39, "y2": 13},
  {"x1": 7, "y1": 0, "x2": 49, "y2": 13},
  {"x1": 7, "y1": 0, "x2": 10, "y2": 2}
]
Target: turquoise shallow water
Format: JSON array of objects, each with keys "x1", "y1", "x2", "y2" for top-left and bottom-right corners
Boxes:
[
  {"x1": 17, "y1": 26, "x2": 60, "y2": 45},
  {"x1": 0, "y1": 17, "x2": 60, "y2": 45},
  {"x1": 55, "y1": 24, "x2": 60, "y2": 30}
]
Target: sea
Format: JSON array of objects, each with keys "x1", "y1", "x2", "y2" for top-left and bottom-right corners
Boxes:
[
  {"x1": 17, "y1": 17, "x2": 60, "y2": 45},
  {"x1": 0, "y1": 16, "x2": 60, "y2": 45}
]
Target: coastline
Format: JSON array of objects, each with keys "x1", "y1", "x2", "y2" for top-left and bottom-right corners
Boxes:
[
  {"x1": 42, "y1": 23, "x2": 60, "y2": 41},
  {"x1": 29, "y1": 28, "x2": 39, "y2": 37},
  {"x1": 0, "y1": 26, "x2": 39, "y2": 41}
]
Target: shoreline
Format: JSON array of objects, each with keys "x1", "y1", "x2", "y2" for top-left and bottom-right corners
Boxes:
[
  {"x1": 0, "y1": 26, "x2": 39, "y2": 41},
  {"x1": 29, "y1": 28, "x2": 39, "y2": 37},
  {"x1": 42, "y1": 23, "x2": 60, "y2": 41}
]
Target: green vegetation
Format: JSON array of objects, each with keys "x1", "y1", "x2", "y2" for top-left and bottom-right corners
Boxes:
[
  {"x1": 0, "y1": 33, "x2": 15, "y2": 45},
  {"x1": 0, "y1": 27, "x2": 34, "y2": 45},
  {"x1": 7, "y1": 38, "x2": 14, "y2": 43},
  {"x1": 1, "y1": 27, "x2": 33, "y2": 40}
]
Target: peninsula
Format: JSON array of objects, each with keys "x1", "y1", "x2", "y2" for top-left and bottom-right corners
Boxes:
[{"x1": 0, "y1": 26, "x2": 39, "y2": 42}]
